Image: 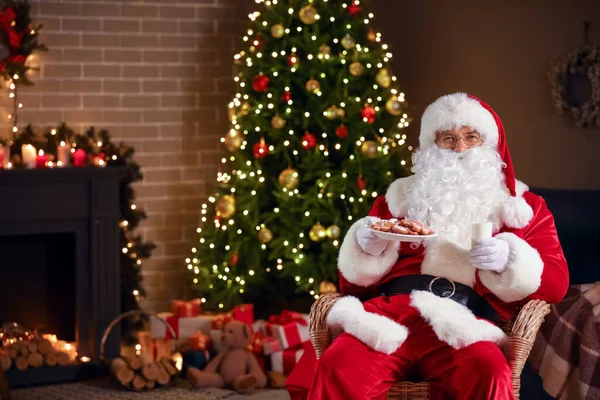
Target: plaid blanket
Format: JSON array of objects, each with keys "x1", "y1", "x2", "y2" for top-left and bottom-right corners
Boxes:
[{"x1": 530, "y1": 283, "x2": 600, "y2": 400}]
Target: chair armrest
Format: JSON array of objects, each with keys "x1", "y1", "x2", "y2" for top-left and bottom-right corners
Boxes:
[
  {"x1": 308, "y1": 292, "x2": 341, "y2": 359},
  {"x1": 508, "y1": 299, "x2": 551, "y2": 397}
]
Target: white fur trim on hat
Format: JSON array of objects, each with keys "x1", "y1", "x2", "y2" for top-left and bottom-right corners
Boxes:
[{"x1": 420, "y1": 93, "x2": 499, "y2": 149}]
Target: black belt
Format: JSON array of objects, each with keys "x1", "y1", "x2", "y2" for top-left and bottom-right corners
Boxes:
[{"x1": 378, "y1": 275, "x2": 499, "y2": 323}]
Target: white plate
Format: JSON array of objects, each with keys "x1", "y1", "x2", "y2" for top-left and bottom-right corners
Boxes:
[{"x1": 369, "y1": 228, "x2": 438, "y2": 243}]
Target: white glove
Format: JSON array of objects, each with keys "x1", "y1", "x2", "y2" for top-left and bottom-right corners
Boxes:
[
  {"x1": 469, "y1": 237, "x2": 509, "y2": 273},
  {"x1": 356, "y1": 217, "x2": 389, "y2": 256}
]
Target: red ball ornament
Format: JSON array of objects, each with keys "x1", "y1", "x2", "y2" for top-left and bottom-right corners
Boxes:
[
  {"x1": 347, "y1": 3, "x2": 362, "y2": 16},
  {"x1": 280, "y1": 90, "x2": 292, "y2": 102},
  {"x1": 357, "y1": 176, "x2": 366, "y2": 191},
  {"x1": 361, "y1": 106, "x2": 377, "y2": 124},
  {"x1": 214, "y1": 215, "x2": 222, "y2": 223},
  {"x1": 253, "y1": 34, "x2": 263, "y2": 51},
  {"x1": 335, "y1": 124, "x2": 349, "y2": 139},
  {"x1": 252, "y1": 75, "x2": 270, "y2": 93},
  {"x1": 301, "y1": 132, "x2": 317, "y2": 150},
  {"x1": 287, "y1": 53, "x2": 299, "y2": 67},
  {"x1": 230, "y1": 252, "x2": 239, "y2": 267},
  {"x1": 253, "y1": 140, "x2": 269, "y2": 158}
]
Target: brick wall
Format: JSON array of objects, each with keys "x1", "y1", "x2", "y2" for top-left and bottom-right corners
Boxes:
[{"x1": 7, "y1": 0, "x2": 253, "y2": 312}]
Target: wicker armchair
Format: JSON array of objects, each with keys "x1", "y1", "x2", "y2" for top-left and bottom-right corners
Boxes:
[{"x1": 309, "y1": 293, "x2": 550, "y2": 400}]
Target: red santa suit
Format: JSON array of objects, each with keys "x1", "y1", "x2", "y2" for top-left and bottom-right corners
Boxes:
[{"x1": 286, "y1": 93, "x2": 569, "y2": 400}]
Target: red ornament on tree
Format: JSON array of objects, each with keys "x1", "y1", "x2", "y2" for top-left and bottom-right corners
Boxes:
[
  {"x1": 252, "y1": 75, "x2": 270, "y2": 93},
  {"x1": 214, "y1": 215, "x2": 222, "y2": 223},
  {"x1": 335, "y1": 124, "x2": 349, "y2": 139},
  {"x1": 361, "y1": 106, "x2": 377, "y2": 124},
  {"x1": 301, "y1": 132, "x2": 317, "y2": 150},
  {"x1": 280, "y1": 90, "x2": 292, "y2": 102},
  {"x1": 357, "y1": 176, "x2": 366, "y2": 191},
  {"x1": 253, "y1": 139, "x2": 269, "y2": 158},
  {"x1": 287, "y1": 53, "x2": 299, "y2": 68},
  {"x1": 230, "y1": 252, "x2": 239, "y2": 267},
  {"x1": 253, "y1": 34, "x2": 263, "y2": 51},
  {"x1": 347, "y1": 2, "x2": 362, "y2": 16}
]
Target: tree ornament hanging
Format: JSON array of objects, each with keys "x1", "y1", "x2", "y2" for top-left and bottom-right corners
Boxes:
[
  {"x1": 336, "y1": 107, "x2": 345, "y2": 118},
  {"x1": 341, "y1": 34, "x2": 356, "y2": 50},
  {"x1": 361, "y1": 140, "x2": 378, "y2": 158},
  {"x1": 326, "y1": 225, "x2": 341, "y2": 239},
  {"x1": 278, "y1": 167, "x2": 299, "y2": 189},
  {"x1": 349, "y1": 62, "x2": 364, "y2": 76},
  {"x1": 271, "y1": 24, "x2": 285, "y2": 39},
  {"x1": 280, "y1": 90, "x2": 292, "y2": 102},
  {"x1": 224, "y1": 129, "x2": 243, "y2": 151},
  {"x1": 385, "y1": 96, "x2": 403, "y2": 116},
  {"x1": 251, "y1": 34, "x2": 263, "y2": 51},
  {"x1": 216, "y1": 195, "x2": 236, "y2": 218},
  {"x1": 305, "y1": 78, "x2": 320, "y2": 93},
  {"x1": 335, "y1": 124, "x2": 349, "y2": 139},
  {"x1": 287, "y1": 53, "x2": 299, "y2": 68},
  {"x1": 301, "y1": 132, "x2": 317, "y2": 149},
  {"x1": 309, "y1": 223, "x2": 327, "y2": 242},
  {"x1": 361, "y1": 106, "x2": 377, "y2": 124},
  {"x1": 258, "y1": 227, "x2": 273, "y2": 244},
  {"x1": 367, "y1": 29, "x2": 377, "y2": 42},
  {"x1": 299, "y1": 5, "x2": 318, "y2": 25},
  {"x1": 319, "y1": 281, "x2": 337, "y2": 294},
  {"x1": 239, "y1": 101, "x2": 250, "y2": 116},
  {"x1": 347, "y1": 2, "x2": 362, "y2": 16},
  {"x1": 324, "y1": 105, "x2": 339, "y2": 120},
  {"x1": 253, "y1": 138, "x2": 269, "y2": 158},
  {"x1": 230, "y1": 252, "x2": 239, "y2": 267},
  {"x1": 252, "y1": 75, "x2": 270, "y2": 92},
  {"x1": 319, "y1": 44, "x2": 331, "y2": 56},
  {"x1": 271, "y1": 115, "x2": 286, "y2": 129},
  {"x1": 376, "y1": 68, "x2": 391, "y2": 88},
  {"x1": 357, "y1": 176, "x2": 366, "y2": 191}
]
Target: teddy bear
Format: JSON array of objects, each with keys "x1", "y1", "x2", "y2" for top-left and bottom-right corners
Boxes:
[{"x1": 186, "y1": 320, "x2": 267, "y2": 393}]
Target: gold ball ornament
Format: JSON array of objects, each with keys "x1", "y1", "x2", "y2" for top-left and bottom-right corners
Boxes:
[
  {"x1": 361, "y1": 140, "x2": 379, "y2": 159},
  {"x1": 336, "y1": 107, "x2": 345, "y2": 118},
  {"x1": 367, "y1": 29, "x2": 377, "y2": 42},
  {"x1": 278, "y1": 168, "x2": 299, "y2": 189},
  {"x1": 224, "y1": 129, "x2": 243, "y2": 151},
  {"x1": 258, "y1": 227, "x2": 273, "y2": 244},
  {"x1": 305, "y1": 79, "x2": 320, "y2": 93},
  {"x1": 326, "y1": 225, "x2": 341, "y2": 239},
  {"x1": 216, "y1": 195, "x2": 236, "y2": 218},
  {"x1": 271, "y1": 24, "x2": 285, "y2": 39},
  {"x1": 299, "y1": 5, "x2": 318, "y2": 25},
  {"x1": 376, "y1": 68, "x2": 391, "y2": 88},
  {"x1": 309, "y1": 223, "x2": 327, "y2": 242},
  {"x1": 341, "y1": 34, "x2": 356, "y2": 50},
  {"x1": 319, "y1": 281, "x2": 337, "y2": 294},
  {"x1": 349, "y1": 62, "x2": 364, "y2": 76},
  {"x1": 385, "y1": 96, "x2": 403, "y2": 116},
  {"x1": 319, "y1": 44, "x2": 331, "y2": 56},
  {"x1": 271, "y1": 115, "x2": 286, "y2": 129},
  {"x1": 239, "y1": 102, "x2": 250, "y2": 116},
  {"x1": 325, "y1": 105, "x2": 339, "y2": 120}
]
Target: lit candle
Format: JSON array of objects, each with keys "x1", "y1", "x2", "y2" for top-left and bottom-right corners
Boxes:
[
  {"x1": 73, "y1": 149, "x2": 86, "y2": 166},
  {"x1": 57, "y1": 141, "x2": 70, "y2": 166},
  {"x1": 36, "y1": 150, "x2": 48, "y2": 168},
  {"x1": 0, "y1": 144, "x2": 8, "y2": 168},
  {"x1": 21, "y1": 144, "x2": 36, "y2": 168}
]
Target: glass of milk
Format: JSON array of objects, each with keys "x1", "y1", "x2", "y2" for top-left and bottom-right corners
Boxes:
[{"x1": 471, "y1": 214, "x2": 493, "y2": 247}]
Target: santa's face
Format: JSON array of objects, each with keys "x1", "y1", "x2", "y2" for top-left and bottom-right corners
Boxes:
[{"x1": 406, "y1": 128, "x2": 508, "y2": 248}]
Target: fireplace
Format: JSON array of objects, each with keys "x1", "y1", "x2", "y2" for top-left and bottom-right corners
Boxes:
[{"x1": 0, "y1": 167, "x2": 123, "y2": 386}]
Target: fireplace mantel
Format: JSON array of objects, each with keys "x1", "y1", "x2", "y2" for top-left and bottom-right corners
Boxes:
[{"x1": 0, "y1": 167, "x2": 124, "y2": 386}]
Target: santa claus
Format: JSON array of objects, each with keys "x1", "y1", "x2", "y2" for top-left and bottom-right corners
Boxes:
[{"x1": 286, "y1": 93, "x2": 569, "y2": 400}]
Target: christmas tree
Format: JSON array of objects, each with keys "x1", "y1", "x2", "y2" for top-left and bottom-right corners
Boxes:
[{"x1": 186, "y1": 0, "x2": 412, "y2": 312}]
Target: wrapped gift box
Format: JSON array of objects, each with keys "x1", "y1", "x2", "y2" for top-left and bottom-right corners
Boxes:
[
  {"x1": 189, "y1": 331, "x2": 212, "y2": 351},
  {"x1": 232, "y1": 304, "x2": 254, "y2": 324},
  {"x1": 270, "y1": 345, "x2": 305, "y2": 375},
  {"x1": 265, "y1": 310, "x2": 309, "y2": 350},
  {"x1": 150, "y1": 312, "x2": 213, "y2": 339},
  {"x1": 262, "y1": 336, "x2": 283, "y2": 356},
  {"x1": 171, "y1": 298, "x2": 202, "y2": 317}
]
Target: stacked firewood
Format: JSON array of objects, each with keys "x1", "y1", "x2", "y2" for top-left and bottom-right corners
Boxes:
[
  {"x1": 0, "y1": 338, "x2": 71, "y2": 371},
  {"x1": 110, "y1": 355, "x2": 178, "y2": 391}
]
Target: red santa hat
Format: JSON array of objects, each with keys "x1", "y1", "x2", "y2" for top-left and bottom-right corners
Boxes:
[{"x1": 419, "y1": 92, "x2": 532, "y2": 228}]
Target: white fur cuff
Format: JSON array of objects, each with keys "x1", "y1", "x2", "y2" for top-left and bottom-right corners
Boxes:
[
  {"x1": 478, "y1": 232, "x2": 543, "y2": 303},
  {"x1": 327, "y1": 296, "x2": 408, "y2": 355},
  {"x1": 337, "y1": 218, "x2": 400, "y2": 287}
]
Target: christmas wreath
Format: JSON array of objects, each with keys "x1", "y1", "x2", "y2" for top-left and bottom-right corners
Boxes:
[
  {"x1": 0, "y1": 0, "x2": 46, "y2": 84},
  {"x1": 549, "y1": 44, "x2": 600, "y2": 128}
]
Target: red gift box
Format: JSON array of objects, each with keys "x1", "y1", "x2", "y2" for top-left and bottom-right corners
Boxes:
[
  {"x1": 150, "y1": 312, "x2": 213, "y2": 339},
  {"x1": 211, "y1": 312, "x2": 233, "y2": 330},
  {"x1": 189, "y1": 331, "x2": 212, "y2": 351},
  {"x1": 265, "y1": 310, "x2": 309, "y2": 350},
  {"x1": 171, "y1": 298, "x2": 202, "y2": 317},
  {"x1": 233, "y1": 304, "x2": 254, "y2": 324},
  {"x1": 270, "y1": 343, "x2": 307, "y2": 374},
  {"x1": 262, "y1": 336, "x2": 282, "y2": 356}
]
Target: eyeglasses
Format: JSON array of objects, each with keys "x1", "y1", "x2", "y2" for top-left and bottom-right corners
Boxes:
[{"x1": 436, "y1": 132, "x2": 483, "y2": 149}]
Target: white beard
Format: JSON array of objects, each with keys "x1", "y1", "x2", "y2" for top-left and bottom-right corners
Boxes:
[{"x1": 406, "y1": 146, "x2": 509, "y2": 249}]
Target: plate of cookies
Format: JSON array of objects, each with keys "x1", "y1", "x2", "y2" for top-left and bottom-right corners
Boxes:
[{"x1": 369, "y1": 218, "x2": 437, "y2": 242}]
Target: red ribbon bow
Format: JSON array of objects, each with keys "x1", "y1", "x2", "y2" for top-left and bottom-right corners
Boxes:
[{"x1": 268, "y1": 310, "x2": 308, "y2": 326}]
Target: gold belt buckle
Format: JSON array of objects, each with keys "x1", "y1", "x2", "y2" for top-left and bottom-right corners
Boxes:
[{"x1": 428, "y1": 277, "x2": 456, "y2": 299}]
